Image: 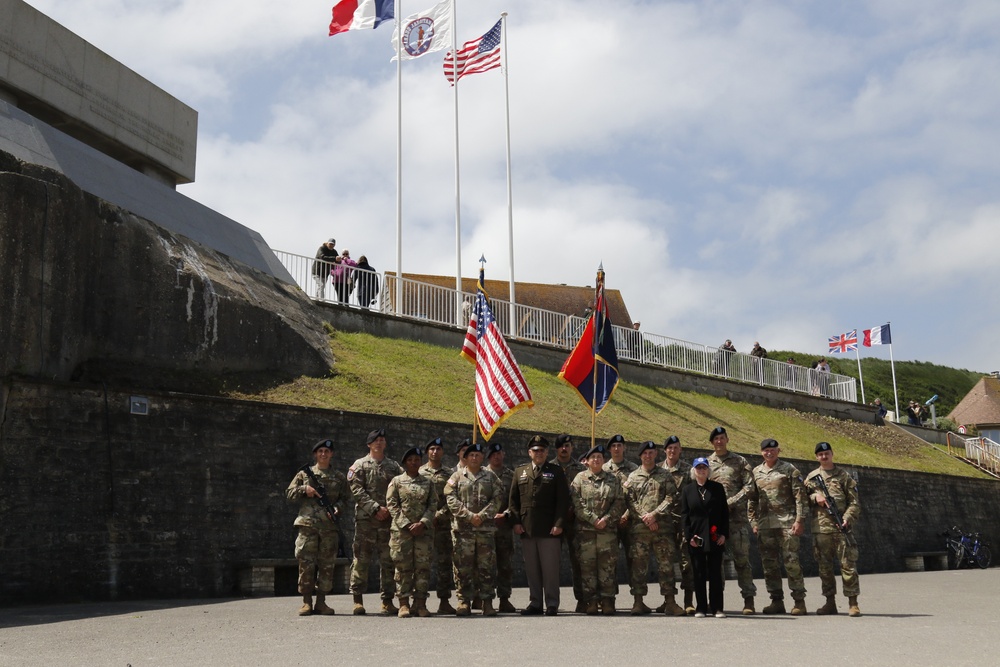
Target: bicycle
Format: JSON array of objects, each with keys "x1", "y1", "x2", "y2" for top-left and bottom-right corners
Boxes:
[{"x1": 942, "y1": 526, "x2": 992, "y2": 569}]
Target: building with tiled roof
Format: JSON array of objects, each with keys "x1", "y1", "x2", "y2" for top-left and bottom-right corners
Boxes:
[{"x1": 948, "y1": 375, "x2": 1000, "y2": 442}]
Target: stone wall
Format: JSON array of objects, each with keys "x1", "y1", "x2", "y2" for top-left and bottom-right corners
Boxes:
[{"x1": 2, "y1": 378, "x2": 996, "y2": 604}]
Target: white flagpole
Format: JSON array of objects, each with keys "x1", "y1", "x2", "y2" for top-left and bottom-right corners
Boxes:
[
  {"x1": 394, "y1": 0, "x2": 403, "y2": 315},
  {"x1": 501, "y1": 13, "x2": 516, "y2": 338},
  {"x1": 888, "y1": 321, "x2": 900, "y2": 422},
  {"x1": 854, "y1": 334, "x2": 866, "y2": 404},
  {"x1": 452, "y1": 0, "x2": 464, "y2": 326}
]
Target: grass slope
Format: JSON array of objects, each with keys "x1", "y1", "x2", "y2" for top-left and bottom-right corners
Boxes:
[{"x1": 232, "y1": 330, "x2": 989, "y2": 479}]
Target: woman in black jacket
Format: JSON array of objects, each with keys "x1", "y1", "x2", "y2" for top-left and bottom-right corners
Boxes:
[{"x1": 681, "y1": 457, "x2": 730, "y2": 617}]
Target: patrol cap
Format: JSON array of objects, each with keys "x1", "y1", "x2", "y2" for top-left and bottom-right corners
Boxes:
[
  {"x1": 425, "y1": 437, "x2": 444, "y2": 449},
  {"x1": 399, "y1": 446, "x2": 424, "y2": 464},
  {"x1": 463, "y1": 442, "x2": 485, "y2": 459},
  {"x1": 638, "y1": 441, "x2": 657, "y2": 454},
  {"x1": 760, "y1": 438, "x2": 779, "y2": 450},
  {"x1": 815, "y1": 442, "x2": 833, "y2": 454},
  {"x1": 708, "y1": 426, "x2": 727, "y2": 442},
  {"x1": 487, "y1": 442, "x2": 504, "y2": 456},
  {"x1": 555, "y1": 434, "x2": 573, "y2": 447},
  {"x1": 313, "y1": 439, "x2": 334, "y2": 453},
  {"x1": 583, "y1": 444, "x2": 608, "y2": 461},
  {"x1": 527, "y1": 435, "x2": 549, "y2": 451},
  {"x1": 455, "y1": 438, "x2": 472, "y2": 454},
  {"x1": 664, "y1": 435, "x2": 680, "y2": 447},
  {"x1": 366, "y1": 428, "x2": 386, "y2": 444},
  {"x1": 606, "y1": 434, "x2": 626, "y2": 447},
  {"x1": 692, "y1": 457, "x2": 710, "y2": 468}
]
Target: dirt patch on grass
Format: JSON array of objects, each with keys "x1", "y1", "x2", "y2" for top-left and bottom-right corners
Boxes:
[{"x1": 786, "y1": 409, "x2": 927, "y2": 457}]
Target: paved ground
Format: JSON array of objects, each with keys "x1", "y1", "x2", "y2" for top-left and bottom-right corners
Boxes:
[{"x1": 1, "y1": 569, "x2": 996, "y2": 666}]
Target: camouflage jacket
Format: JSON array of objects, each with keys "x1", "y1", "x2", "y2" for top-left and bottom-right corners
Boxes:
[
  {"x1": 604, "y1": 458, "x2": 639, "y2": 487},
  {"x1": 444, "y1": 468, "x2": 501, "y2": 532},
  {"x1": 487, "y1": 465, "x2": 515, "y2": 516},
  {"x1": 708, "y1": 450, "x2": 757, "y2": 523},
  {"x1": 386, "y1": 472, "x2": 437, "y2": 533},
  {"x1": 286, "y1": 464, "x2": 348, "y2": 530},
  {"x1": 419, "y1": 462, "x2": 454, "y2": 528},
  {"x1": 804, "y1": 466, "x2": 860, "y2": 534},
  {"x1": 551, "y1": 458, "x2": 586, "y2": 488},
  {"x1": 623, "y1": 466, "x2": 678, "y2": 533},
  {"x1": 348, "y1": 454, "x2": 403, "y2": 521},
  {"x1": 571, "y1": 470, "x2": 625, "y2": 533},
  {"x1": 748, "y1": 460, "x2": 808, "y2": 530}
]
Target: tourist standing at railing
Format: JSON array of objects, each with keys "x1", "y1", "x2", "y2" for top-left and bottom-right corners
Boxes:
[
  {"x1": 352, "y1": 255, "x2": 380, "y2": 309},
  {"x1": 906, "y1": 401, "x2": 923, "y2": 426},
  {"x1": 751, "y1": 342, "x2": 768, "y2": 384},
  {"x1": 311, "y1": 238, "x2": 338, "y2": 300},
  {"x1": 816, "y1": 358, "x2": 831, "y2": 397},
  {"x1": 717, "y1": 339, "x2": 737, "y2": 376},
  {"x1": 332, "y1": 250, "x2": 357, "y2": 304},
  {"x1": 785, "y1": 357, "x2": 796, "y2": 390}
]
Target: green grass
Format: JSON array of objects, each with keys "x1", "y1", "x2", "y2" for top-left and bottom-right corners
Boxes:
[{"x1": 230, "y1": 330, "x2": 991, "y2": 479}]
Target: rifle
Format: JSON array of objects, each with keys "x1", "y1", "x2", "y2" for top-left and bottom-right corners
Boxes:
[
  {"x1": 812, "y1": 474, "x2": 857, "y2": 547},
  {"x1": 300, "y1": 464, "x2": 339, "y2": 526}
]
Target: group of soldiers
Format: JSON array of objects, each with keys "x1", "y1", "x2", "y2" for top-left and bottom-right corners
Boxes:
[{"x1": 285, "y1": 425, "x2": 861, "y2": 618}]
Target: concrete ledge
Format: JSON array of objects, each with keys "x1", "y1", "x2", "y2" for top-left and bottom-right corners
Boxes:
[
  {"x1": 238, "y1": 558, "x2": 351, "y2": 597},
  {"x1": 904, "y1": 551, "x2": 949, "y2": 572}
]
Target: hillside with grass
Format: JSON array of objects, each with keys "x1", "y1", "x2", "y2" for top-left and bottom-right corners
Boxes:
[{"x1": 229, "y1": 329, "x2": 990, "y2": 479}]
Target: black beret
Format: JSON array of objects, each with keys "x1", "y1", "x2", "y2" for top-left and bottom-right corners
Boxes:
[
  {"x1": 555, "y1": 434, "x2": 573, "y2": 446},
  {"x1": 638, "y1": 441, "x2": 657, "y2": 454},
  {"x1": 527, "y1": 435, "x2": 549, "y2": 450},
  {"x1": 815, "y1": 441, "x2": 833, "y2": 454},
  {"x1": 708, "y1": 426, "x2": 727, "y2": 442},
  {"x1": 606, "y1": 434, "x2": 625, "y2": 446},
  {"x1": 463, "y1": 442, "x2": 485, "y2": 459},
  {"x1": 487, "y1": 442, "x2": 503, "y2": 455},
  {"x1": 760, "y1": 438, "x2": 779, "y2": 450},
  {"x1": 456, "y1": 438, "x2": 472, "y2": 454},
  {"x1": 425, "y1": 437, "x2": 443, "y2": 449},
  {"x1": 366, "y1": 428, "x2": 386, "y2": 444},
  {"x1": 664, "y1": 435, "x2": 680, "y2": 447},
  {"x1": 399, "y1": 446, "x2": 424, "y2": 464},
  {"x1": 313, "y1": 439, "x2": 334, "y2": 453},
  {"x1": 583, "y1": 444, "x2": 608, "y2": 460}
]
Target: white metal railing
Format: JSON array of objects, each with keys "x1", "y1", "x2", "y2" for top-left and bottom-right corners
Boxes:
[
  {"x1": 273, "y1": 249, "x2": 858, "y2": 402},
  {"x1": 962, "y1": 437, "x2": 1000, "y2": 476}
]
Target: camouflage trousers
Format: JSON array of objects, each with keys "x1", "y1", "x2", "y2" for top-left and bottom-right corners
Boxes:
[
  {"x1": 724, "y1": 521, "x2": 757, "y2": 598},
  {"x1": 350, "y1": 518, "x2": 396, "y2": 599},
  {"x1": 389, "y1": 529, "x2": 432, "y2": 599},
  {"x1": 576, "y1": 530, "x2": 619, "y2": 601},
  {"x1": 758, "y1": 526, "x2": 806, "y2": 601},
  {"x1": 561, "y1": 519, "x2": 583, "y2": 601},
  {"x1": 295, "y1": 526, "x2": 340, "y2": 595},
  {"x1": 617, "y1": 524, "x2": 634, "y2": 587},
  {"x1": 431, "y1": 518, "x2": 454, "y2": 599},
  {"x1": 493, "y1": 527, "x2": 514, "y2": 599},
  {"x1": 452, "y1": 530, "x2": 496, "y2": 601},
  {"x1": 813, "y1": 532, "x2": 860, "y2": 598},
  {"x1": 673, "y1": 523, "x2": 693, "y2": 590},
  {"x1": 628, "y1": 527, "x2": 677, "y2": 597}
]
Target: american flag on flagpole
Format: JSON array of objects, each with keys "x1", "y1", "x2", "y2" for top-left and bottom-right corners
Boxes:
[
  {"x1": 461, "y1": 266, "x2": 533, "y2": 440},
  {"x1": 828, "y1": 329, "x2": 858, "y2": 354},
  {"x1": 443, "y1": 18, "x2": 502, "y2": 85}
]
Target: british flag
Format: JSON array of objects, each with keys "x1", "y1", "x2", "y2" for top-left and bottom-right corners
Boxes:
[{"x1": 828, "y1": 329, "x2": 858, "y2": 354}]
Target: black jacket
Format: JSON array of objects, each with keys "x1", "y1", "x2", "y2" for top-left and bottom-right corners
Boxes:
[
  {"x1": 681, "y1": 479, "x2": 730, "y2": 552},
  {"x1": 508, "y1": 462, "x2": 569, "y2": 538}
]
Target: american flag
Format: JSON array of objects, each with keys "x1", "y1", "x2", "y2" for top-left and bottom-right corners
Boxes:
[
  {"x1": 443, "y1": 19, "x2": 502, "y2": 85},
  {"x1": 828, "y1": 329, "x2": 858, "y2": 354},
  {"x1": 460, "y1": 267, "x2": 533, "y2": 440}
]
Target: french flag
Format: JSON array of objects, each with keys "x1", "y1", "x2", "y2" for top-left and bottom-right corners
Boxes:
[
  {"x1": 863, "y1": 323, "x2": 892, "y2": 347},
  {"x1": 329, "y1": 0, "x2": 394, "y2": 36}
]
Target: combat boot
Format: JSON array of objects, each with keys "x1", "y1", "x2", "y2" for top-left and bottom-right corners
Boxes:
[
  {"x1": 663, "y1": 596, "x2": 686, "y2": 617},
  {"x1": 471, "y1": 598, "x2": 482, "y2": 610},
  {"x1": 314, "y1": 595, "x2": 335, "y2": 616},
  {"x1": 601, "y1": 597, "x2": 616, "y2": 615},
  {"x1": 437, "y1": 597, "x2": 456, "y2": 615},
  {"x1": 456, "y1": 600, "x2": 472, "y2": 616},
  {"x1": 791, "y1": 599, "x2": 807, "y2": 616},
  {"x1": 298, "y1": 594, "x2": 313, "y2": 616},
  {"x1": 630, "y1": 595, "x2": 651, "y2": 615},
  {"x1": 412, "y1": 597, "x2": 431, "y2": 618},
  {"x1": 381, "y1": 598, "x2": 398, "y2": 616},
  {"x1": 352, "y1": 594, "x2": 366, "y2": 616},
  {"x1": 762, "y1": 598, "x2": 786, "y2": 615},
  {"x1": 498, "y1": 597, "x2": 517, "y2": 614},
  {"x1": 742, "y1": 597, "x2": 755, "y2": 615},
  {"x1": 481, "y1": 599, "x2": 497, "y2": 616},
  {"x1": 397, "y1": 597, "x2": 411, "y2": 618},
  {"x1": 816, "y1": 596, "x2": 838, "y2": 615},
  {"x1": 684, "y1": 590, "x2": 695, "y2": 615},
  {"x1": 575, "y1": 599, "x2": 588, "y2": 613},
  {"x1": 653, "y1": 601, "x2": 666, "y2": 613},
  {"x1": 848, "y1": 596, "x2": 862, "y2": 617},
  {"x1": 585, "y1": 599, "x2": 600, "y2": 615}
]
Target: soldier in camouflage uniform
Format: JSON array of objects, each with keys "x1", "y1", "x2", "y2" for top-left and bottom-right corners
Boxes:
[
  {"x1": 486, "y1": 442, "x2": 518, "y2": 613},
  {"x1": 805, "y1": 441, "x2": 862, "y2": 617},
  {"x1": 386, "y1": 446, "x2": 437, "y2": 618},
  {"x1": 707, "y1": 425, "x2": 759, "y2": 614},
  {"x1": 444, "y1": 442, "x2": 502, "y2": 616},
  {"x1": 418, "y1": 437, "x2": 456, "y2": 615},
  {"x1": 604, "y1": 434, "x2": 638, "y2": 590},
  {"x1": 623, "y1": 441, "x2": 686, "y2": 616},
  {"x1": 748, "y1": 438, "x2": 808, "y2": 615},
  {"x1": 571, "y1": 444, "x2": 626, "y2": 616},
  {"x1": 661, "y1": 435, "x2": 695, "y2": 614},
  {"x1": 551, "y1": 433, "x2": 587, "y2": 611},
  {"x1": 286, "y1": 439, "x2": 349, "y2": 616},
  {"x1": 348, "y1": 428, "x2": 403, "y2": 615}
]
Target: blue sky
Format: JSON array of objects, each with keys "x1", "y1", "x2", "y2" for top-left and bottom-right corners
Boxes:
[{"x1": 27, "y1": 0, "x2": 1000, "y2": 373}]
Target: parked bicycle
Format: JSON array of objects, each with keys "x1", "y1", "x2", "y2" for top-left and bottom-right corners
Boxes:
[{"x1": 942, "y1": 526, "x2": 992, "y2": 569}]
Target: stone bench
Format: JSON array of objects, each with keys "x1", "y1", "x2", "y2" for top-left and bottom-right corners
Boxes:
[
  {"x1": 904, "y1": 551, "x2": 948, "y2": 572},
  {"x1": 238, "y1": 557, "x2": 351, "y2": 596}
]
